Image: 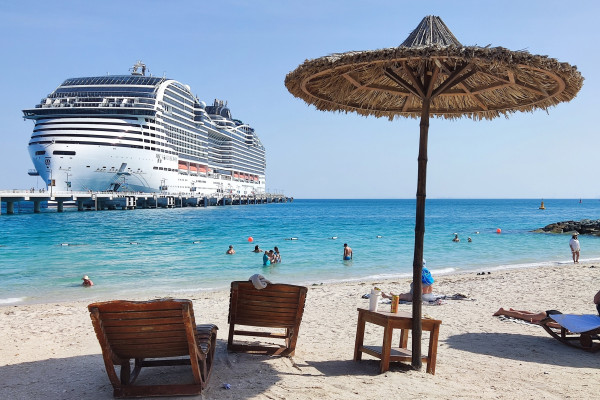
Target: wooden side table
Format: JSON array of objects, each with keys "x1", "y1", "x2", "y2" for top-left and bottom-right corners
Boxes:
[{"x1": 353, "y1": 308, "x2": 442, "y2": 374}]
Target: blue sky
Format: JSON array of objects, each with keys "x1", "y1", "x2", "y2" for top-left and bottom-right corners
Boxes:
[{"x1": 0, "y1": 0, "x2": 598, "y2": 199}]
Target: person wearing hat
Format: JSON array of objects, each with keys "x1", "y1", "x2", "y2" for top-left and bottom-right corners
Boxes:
[
  {"x1": 569, "y1": 233, "x2": 580, "y2": 264},
  {"x1": 82, "y1": 275, "x2": 94, "y2": 287},
  {"x1": 226, "y1": 245, "x2": 235, "y2": 255}
]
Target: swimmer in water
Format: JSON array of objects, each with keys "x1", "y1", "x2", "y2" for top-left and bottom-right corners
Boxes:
[{"x1": 82, "y1": 275, "x2": 94, "y2": 287}]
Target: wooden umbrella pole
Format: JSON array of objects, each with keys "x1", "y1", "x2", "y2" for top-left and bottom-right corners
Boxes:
[{"x1": 412, "y1": 96, "x2": 430, "y2": 369}]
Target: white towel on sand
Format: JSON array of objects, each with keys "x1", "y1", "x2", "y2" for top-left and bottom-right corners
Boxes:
[{"x1": 249, "y1": 274, "x2": 271, "y2": 290}]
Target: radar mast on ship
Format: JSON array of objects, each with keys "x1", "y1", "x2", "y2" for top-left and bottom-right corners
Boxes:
[{"x1": 130, "y1": 61, "x2": 147, "y2": 76}]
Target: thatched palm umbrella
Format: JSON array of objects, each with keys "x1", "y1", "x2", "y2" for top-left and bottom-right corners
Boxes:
[{"x1": 285, "y1": 15, "x2": 583, "y2": 369}]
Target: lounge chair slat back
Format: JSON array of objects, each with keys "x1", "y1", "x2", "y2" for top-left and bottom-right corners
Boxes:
[
  {"x1": 88, "y1": 298, "x2": 218, "y2": 398},
  {"x1": 94, "y1": 301, "x2": 191, "y2": 359},
  {"x1": 228, "y1": 281, "x2": 307, "y2": 356}
]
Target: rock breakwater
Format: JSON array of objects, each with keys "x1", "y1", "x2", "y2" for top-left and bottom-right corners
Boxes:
[{"x1": 534, "y1": 219, "x2": 600, "y2": 236}]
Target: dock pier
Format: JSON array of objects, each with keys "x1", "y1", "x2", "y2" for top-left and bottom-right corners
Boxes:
[{"x1": 0, "y1": 190, "x2": 291, "y2": 214}]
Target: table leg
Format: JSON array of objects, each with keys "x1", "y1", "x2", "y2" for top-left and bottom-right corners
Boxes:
[
  {"x1": 354, "y1": 312, "x2": 366, "y2": 361},
  {"x1": 399, "y1": 328, "x2": 409, "y2": 348},
  {"x1": 426, "y1": 323, "x2": 440, "y2": 375},
  {"x1": 380, "y1": 322, "x2": 394, "y2": 373}
]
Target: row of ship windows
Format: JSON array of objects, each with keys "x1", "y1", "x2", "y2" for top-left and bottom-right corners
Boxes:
[
  {"x1": 35, "y1": 150, "x2": 76, "y2": 156},
  {"x1": 29, "y1": 140, "x2": 178, "y2": 155},
  {"x1": 35, "y1": 120, "x2": 141, "y2": 128},
  {"x1": 31, "y1": 142, "x2": 261, "y2": 173},
  {"x1": 32, "y1": 131, "x2": 163, "y2": 143},
  {"x1": 35, "y1": 124, "x2": 160, "y2": 137}
]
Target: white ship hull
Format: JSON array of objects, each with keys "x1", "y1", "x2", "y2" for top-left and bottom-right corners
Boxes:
[{"x1": 29, "y1": 125, "x2": 264, "y2": 196}]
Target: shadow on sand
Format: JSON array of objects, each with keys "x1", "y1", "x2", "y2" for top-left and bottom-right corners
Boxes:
[
  {"x1": 0, "y1": 339, "x2": 283, "y2": 400},
  {"x1": 445, "y1": 332, "x2": 598, "y2": 368}
]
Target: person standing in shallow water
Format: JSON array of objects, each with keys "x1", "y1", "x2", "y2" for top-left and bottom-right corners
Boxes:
[
  {"x1": 343, "y1": 243, "x2": 352, "y2": 260},
  {"x1": 569, "y1": 233, "x2": 580, "y2": 263},
  {"x1": 263, "y1": 251, "x2": 271, "y2": 266},
  {"x1": 273, "y1": 246, "x2": 281, "y2": 263}
]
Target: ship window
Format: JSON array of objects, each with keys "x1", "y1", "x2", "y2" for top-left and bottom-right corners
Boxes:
[
  {"x1": 35, "y1": 150, "x2": 46, "y2": 155},
  {"x1": 53, "y1": 150, "x2": 76, "y2": 156}
]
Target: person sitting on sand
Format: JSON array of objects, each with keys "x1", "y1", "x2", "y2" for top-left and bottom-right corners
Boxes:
[
  {"x1": 226, "y1": 245, "x2": 235, "y2": 255},
  {"x1": 252, "y1": 245, "x2": 263, "y2": 253},
  {"x1": 382, "y1": 260, "x2": 434, "y2": 301},
  {"x1": 82, "y1": 275, "x2": 94, "y2": 287}
]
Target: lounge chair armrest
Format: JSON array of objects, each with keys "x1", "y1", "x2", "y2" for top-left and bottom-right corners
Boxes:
[{"x1": 196, "y1": 324, "x2": 218, "y2": 354}]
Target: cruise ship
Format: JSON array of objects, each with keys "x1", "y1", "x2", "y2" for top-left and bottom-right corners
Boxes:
[{"x1": 23, "y1": 62, "x2": 266, "y2": 196}]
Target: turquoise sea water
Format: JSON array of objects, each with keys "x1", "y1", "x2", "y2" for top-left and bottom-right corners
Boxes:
[{"x1": 1, "y1": 199, "x2": 599, "y2": 304}]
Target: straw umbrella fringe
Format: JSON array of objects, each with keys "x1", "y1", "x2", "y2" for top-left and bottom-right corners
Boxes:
[{"x1": 285, "y1": 46, "x2": 582, "y2": 121}]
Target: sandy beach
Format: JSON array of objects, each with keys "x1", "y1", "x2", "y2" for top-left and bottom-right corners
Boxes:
[{"x1": 1, "y1": 263, "x2": 598, "y2": 400}]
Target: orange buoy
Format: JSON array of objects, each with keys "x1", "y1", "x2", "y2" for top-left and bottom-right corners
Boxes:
[
  {"x1": 496, "y1": 228, "x2": 501, "y2": 234},
  {"x1": 248, "y1": 236, "x2": 254, "y2": 242}
]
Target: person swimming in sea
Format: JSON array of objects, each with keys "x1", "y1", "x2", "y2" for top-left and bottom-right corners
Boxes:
[{"x1": 82, "y1": 275, "x2": 94, "y2": 287}]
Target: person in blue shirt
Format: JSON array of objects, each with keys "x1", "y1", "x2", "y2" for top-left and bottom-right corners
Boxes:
[{"x1": 382, "y1": 260, "x2": 434, "y2": 301}]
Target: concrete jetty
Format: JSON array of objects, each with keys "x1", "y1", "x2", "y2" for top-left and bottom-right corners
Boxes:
[{"x1": 0, "y1": 190, "x2": 291, "y2": 214}]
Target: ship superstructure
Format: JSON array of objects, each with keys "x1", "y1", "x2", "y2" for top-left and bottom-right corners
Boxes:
[{"x1": 23, "y1": 62, "x2": 266, "y2": 196}]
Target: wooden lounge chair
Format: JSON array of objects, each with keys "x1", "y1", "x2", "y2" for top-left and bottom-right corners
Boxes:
[
  {"x1": 88, "y1": 299, "x2": 218, "y2": 398},
  {"x1": 227, "y1": 281, "x2": 307, "y2": 356},
  {"x1": 540, "y1": 313, "x2": 600, "y2": 352}
]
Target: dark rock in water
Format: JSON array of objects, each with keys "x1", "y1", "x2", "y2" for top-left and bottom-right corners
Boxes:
[{"x1": 535, "y1": 219, "x2": 600, "y2": 236}]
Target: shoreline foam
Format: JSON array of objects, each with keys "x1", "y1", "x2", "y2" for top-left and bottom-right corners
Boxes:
[{"x1": 5, "y1": 256, "x2": 600, "y2": 306}]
